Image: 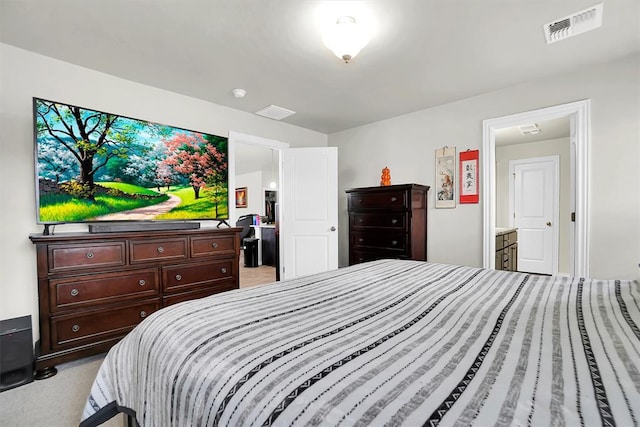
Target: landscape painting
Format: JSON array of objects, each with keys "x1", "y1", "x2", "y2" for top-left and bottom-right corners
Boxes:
[{"x1": 34, "y1": 98, "x2": 229, "y2": 223}]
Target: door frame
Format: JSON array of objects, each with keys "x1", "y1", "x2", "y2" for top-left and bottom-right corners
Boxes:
[
  {"x1": 229, "y1": 131, "x2": 289, "y2": 278},
  {"x1": 482, "y1": 100, "x2": 591, "y2": 277},
  {"x1": 509, "y1": 155, "x2": 560, "y2": 275}
]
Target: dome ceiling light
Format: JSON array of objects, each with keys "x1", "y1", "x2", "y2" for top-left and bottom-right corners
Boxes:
[
  {"x1": 318, "y1": 2, "x2": 375, "y2": 64},
  {"x1": 322, "y1": 15, "x2": 370, "y2": 63}
]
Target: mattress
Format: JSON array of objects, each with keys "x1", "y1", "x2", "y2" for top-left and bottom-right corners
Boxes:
[{"x1": 80, "y1": 259, "x2": 640, "y2": 426}]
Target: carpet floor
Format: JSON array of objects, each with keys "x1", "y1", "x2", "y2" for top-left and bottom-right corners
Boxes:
[{"x1": 0, "y1": 260, "x2": 276, "y2": 426}]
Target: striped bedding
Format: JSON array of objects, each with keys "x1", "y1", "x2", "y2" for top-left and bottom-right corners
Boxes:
[{"x1": 80, "y1": 260, "x2": 640, "y2": 426}]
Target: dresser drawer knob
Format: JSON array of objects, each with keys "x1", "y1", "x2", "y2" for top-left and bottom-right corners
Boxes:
[
  {"x1": 211, "y1": 242, "x2": 219, "y2": 248},
  {"x1": 221, "y1": 267, "x2": 227, "y2": 274},
  {"x1": 390, "y1": 196, "x2": 397, "y2": 202},
  {"x1": 358, "y1": 238, "x2": 364, "y2": 243},
  {"x1": 86, "y1": 252, "x2": 94, "y2": 259},
  {"x1": 175, "y1": 274, "x2": 182, "y2": 281},
  {"x1": 391, "y1": 240, "x2": 398, "y2": 246},
  {"x1": 391, "y1": 218, "x2": 398, "y2": 224},
  {"x1": 157, "y1": 246, "x2": 164, "y2": 253},
  {"x1": 72, "y1": 324, "x2": 80, "y2": 332},
  {"x1": 138, "y1": 279, "x2": 146, "y2": 286},
  {"x1": 140, "y1": 311, "x2": 147, "y2": 318},
  {"x1": 358, "y1": 218, "x2": 364, "y2": 223},
  {"x1": 70, "y1": 288, "x2": 79, "y2": 297}
]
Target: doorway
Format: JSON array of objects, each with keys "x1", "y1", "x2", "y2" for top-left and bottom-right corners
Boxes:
[
  {"x1": 482, "y1": 100, "x2": 591, "y2": 277},
  {"x1": 510, "y1": 156, "x2": 559, "y2": 275},
  {"x1": 229, "y1": 132, "x2": 289, "y2": 287}
]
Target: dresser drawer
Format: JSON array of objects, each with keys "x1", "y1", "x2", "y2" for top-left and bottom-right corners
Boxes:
[
  {"x1": 51, "y1": 299, "x2": 160, "y2": 350},
  {"x1": 349, "y1": 190, "x2": 408, "y2": 211},
  {"x1": 163, "y1": 260, "x2": 234, "y2": 293},
  {"x1": 163, "y1": 283, "x2": 237, "y2": 307},
  {"x1": 350, "y1": 249, "x2": 408, "y2": 265},
  {"x1": 49, "y1": 242, "x2": 125, "y2": 272},
  {"x1": 191, "y1": 235, "x2": 236, "y2": 257},
  {"x1": 130, "y1": 238, "x2": 187, "y2": 263},
  {"x1": 50, "y1": 269, "x2": 159, "y2": 312},
  {"x1": 350, "y1": 212, "x2": 407, "y2": 230},
  {"x1": 351, "y1": 231, "x2": 408, "y2": 252}
]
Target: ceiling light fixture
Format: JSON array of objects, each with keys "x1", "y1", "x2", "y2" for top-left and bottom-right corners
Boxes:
[
  {"x1": 318, "y1": 2, "x2": 375, "y2": 64},
  {"x1": 322, "y1": 15, "x2": 371, "y2": 63}
]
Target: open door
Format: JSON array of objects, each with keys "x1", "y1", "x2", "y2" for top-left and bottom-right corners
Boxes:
[{"x1": 280, "y1": 147, "x2": 338, "y2": 280}]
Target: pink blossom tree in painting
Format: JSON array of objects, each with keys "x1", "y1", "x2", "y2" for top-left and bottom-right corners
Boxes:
[{"x1": 161, "y1": 133, "x2": 227, "y2": 200}]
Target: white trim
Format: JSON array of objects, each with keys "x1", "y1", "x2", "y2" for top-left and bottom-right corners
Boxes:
[
  {"x1": 509, "y1": 155, "x2": 560, "y2": 275},
  {"x1": 482, "y1": 100, "x2": 590, "y2": 277}
]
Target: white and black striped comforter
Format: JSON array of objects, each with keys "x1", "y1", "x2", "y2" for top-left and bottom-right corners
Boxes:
[{"x1": 80, "y1": 260, "x2": 640, "y2": 426}]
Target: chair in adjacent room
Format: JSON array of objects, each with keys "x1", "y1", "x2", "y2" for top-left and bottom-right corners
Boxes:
[{"x1": 236, "y1": 214, "x2": 258, "y2": 267}]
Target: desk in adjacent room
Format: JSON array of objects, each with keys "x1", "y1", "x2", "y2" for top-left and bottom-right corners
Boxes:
[{"x1": 250, "y1": 224, "x2": 277, "y2": 267}]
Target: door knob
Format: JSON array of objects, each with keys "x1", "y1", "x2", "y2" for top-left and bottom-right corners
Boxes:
[
  {"x1": 546, "y1": 222, "x2": 552, "y2": 227},
  {"x1": 330, "y1": 226, "x2": 336, "y2": 231}
]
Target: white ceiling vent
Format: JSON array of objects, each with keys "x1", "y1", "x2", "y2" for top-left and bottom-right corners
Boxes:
[
  {"x1": 543, "y1": 3, "x2": 603, "y2": 44},
  {"x1": 519, "y1": 124, "x2": 540, "y2": 135},
  {"x1": 255, "y1": 105, "x2": 296, "y2": 120}
]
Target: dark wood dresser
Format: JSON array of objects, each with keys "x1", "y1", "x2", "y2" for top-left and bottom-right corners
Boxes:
[
  {"x1": 346, "y1": 184, "x2": 429, "y2": 265},
  {"x1": 29, "y1": 227, "x2": 240, "y2": 378}
]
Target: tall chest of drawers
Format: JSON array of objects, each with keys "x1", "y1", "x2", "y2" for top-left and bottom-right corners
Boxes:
[
  {"x1": 29, "y1": 227, "x2": 240, "y2": 378},
  {"x1": 346, "y1": 184, "x2": 429, "y2": 265}
]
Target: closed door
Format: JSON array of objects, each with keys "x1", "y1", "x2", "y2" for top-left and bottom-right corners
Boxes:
[
  {"x1": 510, "y1": 156, "x2": 559, "y2": 274},
  {"x1": 281, "y1": 147, "x2": 338, "y2": 279}
]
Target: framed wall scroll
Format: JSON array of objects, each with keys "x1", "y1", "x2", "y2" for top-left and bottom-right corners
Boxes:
[
  {"x1": 435, "y1": 146, "x2": 456, "y2": 208},
  {"x1": 459, "y1": 149, "x2": 479, "y2": 204}
]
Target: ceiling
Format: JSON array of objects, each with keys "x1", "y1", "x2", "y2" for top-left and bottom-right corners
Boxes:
[
  {"x1": 1, "y1": 1, "x2": 638, "y2": 134},
  {"x1": 495, "y1": 116, "x2": 570, "y2": 146}
]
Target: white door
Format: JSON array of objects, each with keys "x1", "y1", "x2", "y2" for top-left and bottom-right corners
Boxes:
[
  {"x1": 280, "y1": 147, "x2": 338, "y2": 280},
  {"x1": 510, "y1": 156, "x2": 559, "y2": 274}
]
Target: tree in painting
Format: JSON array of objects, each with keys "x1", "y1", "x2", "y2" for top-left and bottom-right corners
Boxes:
[
  {"x1": 162, "y1": 133, "x2": 227, "y2": 200},
  {"x1": 37, "y1": 138, "x2": 79, "y2": 183},
  {"x1": 35, "y1": 100, "x2": 140, "y2": 199}
]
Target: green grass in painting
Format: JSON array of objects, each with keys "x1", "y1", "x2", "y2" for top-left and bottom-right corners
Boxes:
[
  {"x1": 99, "y1": 182, "x2": 160, "y2": 196},
  {"x1": 156, "y1": 186, "x2": 228, "y2": 220},
  {"x1": 39, "y1": 189, "x2": 169, "y2": 222}
]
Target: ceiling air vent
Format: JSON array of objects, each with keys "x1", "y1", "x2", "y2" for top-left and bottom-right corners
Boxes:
[
  {"x1": 255, "y1": 105, "x2": 296, "y2": 121},
  {"x1": 519, "y1": 124, "x2": 541, "y2": 135},
  {"x1": 543, "y1": 3, "x2": 603, "y2": 44}
]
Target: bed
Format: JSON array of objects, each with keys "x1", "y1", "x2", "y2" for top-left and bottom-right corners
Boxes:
[{"x1": 80, "y1": 259, "x2": 640, "y2": 426}]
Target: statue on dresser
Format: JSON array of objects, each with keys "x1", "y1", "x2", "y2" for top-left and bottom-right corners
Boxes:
[{"x1": 380, "y1": 167, "x2": 391, "y2": 186}]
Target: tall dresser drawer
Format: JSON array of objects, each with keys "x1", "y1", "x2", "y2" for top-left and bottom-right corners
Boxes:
[
  {"x1": 351, "y1": 231, "x2": 408, "y2": 252},
  {"x1": 50, "y1": 268, "x2": 159, "y2": 311},
  {"x1": 130, "y1": 238, "x2": 187, "y2": 263},
  {"x1": 350, "y1": 212, "x2": 407, "y2": 230},
  {"x1": 191, "y1": 235, "x2": 236, "y2": 257},
  {"x1": 51, "y1": 300, "x2": 160, "y2": 350},
  {"x1": 49, "y1": 242, "x2": 125, "y2": 272},
  {"x1": 163, "y1": 260, "x2": 234, "y2": 293},
  {"x1": 351, "y1": 249, "x2": 409, "y2": 264},
  {"x1": 349, "y1": 190, "x2": 408, "y2": 210}
]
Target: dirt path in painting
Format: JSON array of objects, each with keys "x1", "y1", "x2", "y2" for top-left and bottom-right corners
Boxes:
[{"x1": 93, "y1": 194, "x2": 182, "y2": 220}]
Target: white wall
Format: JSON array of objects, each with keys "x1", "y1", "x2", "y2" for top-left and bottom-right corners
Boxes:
[
  {"x1": 0, "y1": 43, "x2": 327, "y2": 331},
  {"x1": 330, "y1": 53, "x2": 640, "y2": 280},
  {"x1": 234, "y1": 171, "x2": 264, "y2": 222},
  {"x1": 496, "y1": 138, "x2": 571, "y2": 274}
]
